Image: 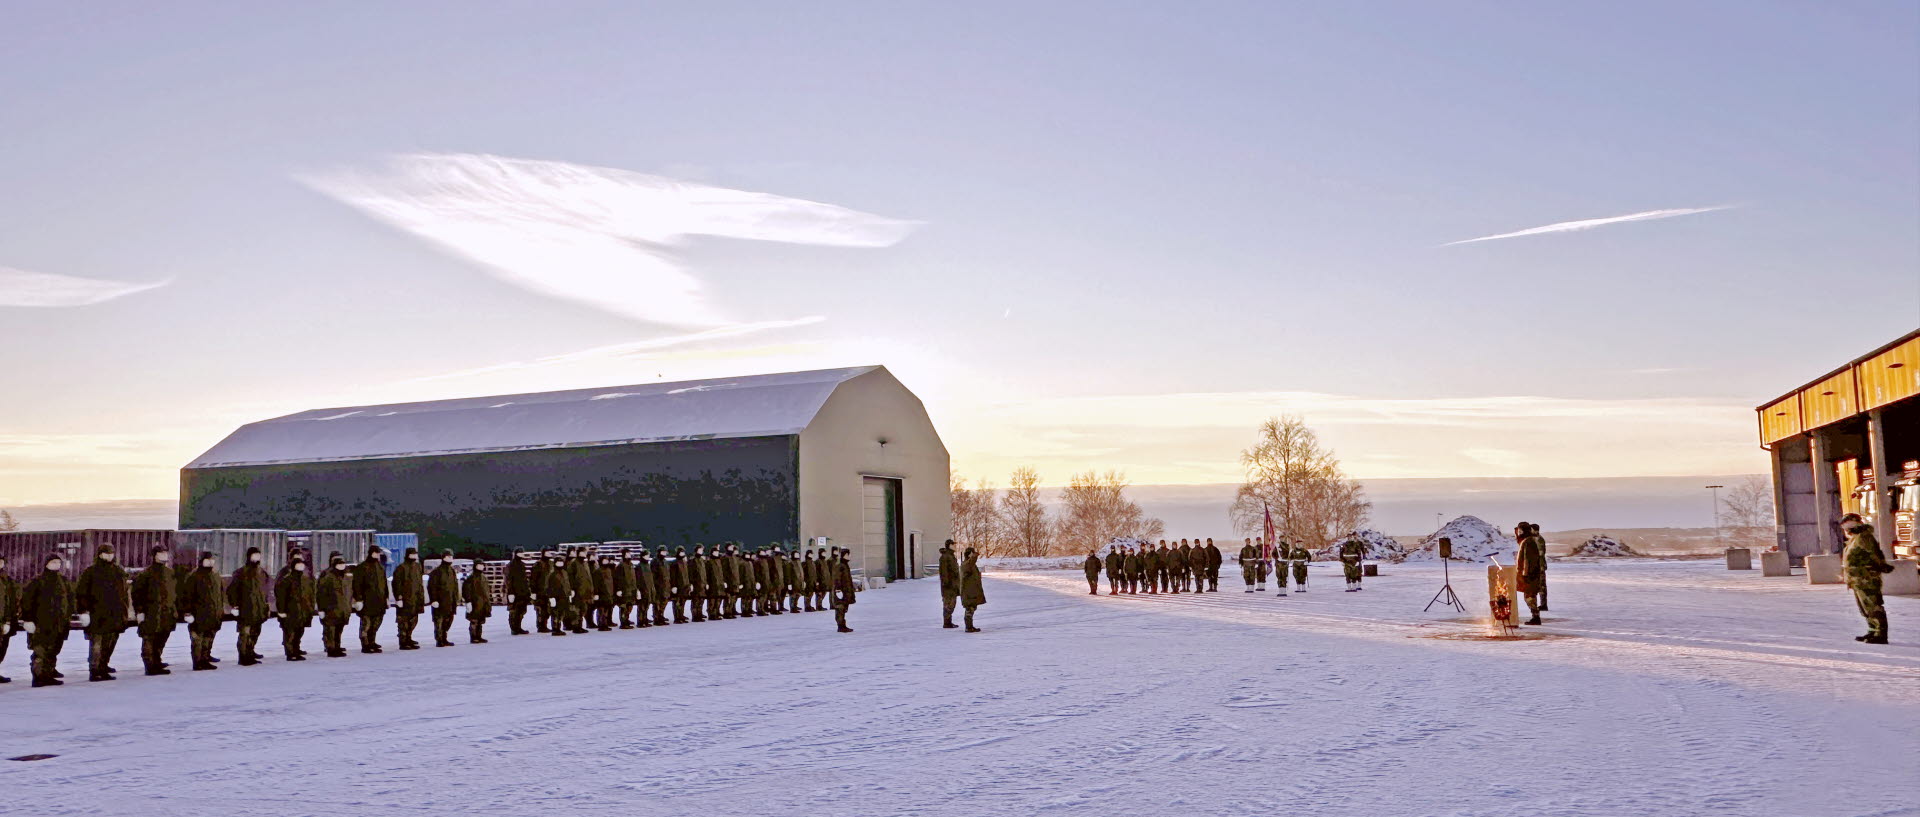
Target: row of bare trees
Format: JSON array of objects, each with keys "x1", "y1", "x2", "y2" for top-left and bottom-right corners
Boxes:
[
  {"x1": 950, "y1": 468, "x2": 1165, "y2": 558},
  {"x1": 1227, "y1": 415, "x2": 1372, "y2": 553}
]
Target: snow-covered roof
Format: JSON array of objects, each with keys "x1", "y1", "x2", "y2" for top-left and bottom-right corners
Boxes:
[{"x1": 187, "y1": 366, "x2": 880, "y2": 468}]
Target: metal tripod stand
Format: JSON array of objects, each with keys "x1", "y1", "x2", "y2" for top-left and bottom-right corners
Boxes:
[{"x1": 1424, "y1": 555, "x2": 1465, "y2": 612}]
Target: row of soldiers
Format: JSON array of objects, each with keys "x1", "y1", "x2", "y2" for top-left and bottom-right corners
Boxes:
[
  {"x1": 504, "y1": 543, "x2": 860, "y2": 636},
  {"x1": 1079, "y1": 536, "x2": 1377, "y2": 599},
  {"x1": 0, "y1": 540, "x2": 861, "y2": 688},
  {"x1": 1081, "y1": 539, "x2": 1226, "y2": 596}
]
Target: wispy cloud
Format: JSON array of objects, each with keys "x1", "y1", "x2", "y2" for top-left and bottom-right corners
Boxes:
[
  {"x1": 0, "y1": 267, "x2": 169, "y2": 307},
  {"x1": 411, "y1": 315, "x2": 827, "y2": 382},
  {"x1": 1443, "y1": 206, "x2": 1732, "y2": 246},
  {"x1": 301, "y1": 153, "x2": 920, "y2": 327}
]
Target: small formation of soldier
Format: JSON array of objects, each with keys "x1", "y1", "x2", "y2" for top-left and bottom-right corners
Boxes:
[
  {"x1": 1842, "y1": 512, "x2": 1894, "y2": 644},
  {"x1": 1513, "y1": 522, "x2": 1547, "y2": 625},
  {"x1": 1338, "y1": 535, "x2": 1367, "y2": 592}
]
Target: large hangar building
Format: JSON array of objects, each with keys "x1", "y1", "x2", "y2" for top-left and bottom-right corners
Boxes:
[{"x1": 181, "y1": 366, "x2": 950, "y2": 579}]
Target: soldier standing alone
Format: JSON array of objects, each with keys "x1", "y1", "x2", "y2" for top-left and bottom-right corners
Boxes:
[
  {"x1": 1515, "y1": 524, "x2": 1547, "y2": 625},
  {"x1": 1082, "y1": 549, "x2": 1102, "y2": 595},
  {"x1": 1339, "y1": 535, "x2": 1366, "y2": 592},
  {"x1": 128, "y1": 546, "x2": 176, "y2": 675},
  {"x1": 74, "y1": 543, "x2": 130, "y2": 682},
  {"x1": 1842, "y1": 512, "x2": 1894, "y2": 644}
]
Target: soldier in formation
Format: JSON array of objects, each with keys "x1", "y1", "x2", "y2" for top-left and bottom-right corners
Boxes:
[
  {"x1": 316, "y1": 553, "x2": 354, "y2": 658},
  {"x1": 228, "y1": 546, "x2": 271, "y2": 665},
  {"x1": 507, "y1": 550, "x2": 534, "y2": 635},
  {"x1": 390, "y1": 547, "x2": 427, "y2": 649},
  {"x1": 1289, "y1": 541, "x2": 1310, "y2": 592},
  {"x1": 275, "y1": 552, "x2": 315, "y2": 661},
  {"x1": 428, "y1": 550, "x2": 461, "y2": 646},
  {"x1": 353, "y1": 546, "x2": 390, "y2": 653},
  {"x1": 1238, "y1": 539, "x2": 1260, "y2": 592},
  {"x1": 75, "y1": 543, "x2": 129, "y2": 681},
  {"x1": 462, "y1": 557, "x2": 493, "y2": 644},
  {"x1": 180, "y1": 552, "x2": 224, "y2": 671},
  {"x1": 0, "y1": 554, "x2": 16, "y2": 684},
  {"x1": 20, "y1": 553, "x2": 74, "y2": 686},
  {"x1": 1842, "y1": 512, "x2": 1894, "y2": 644},
  {"x1": 129, "y1": 546, "x2": 175, "y2": 675}
]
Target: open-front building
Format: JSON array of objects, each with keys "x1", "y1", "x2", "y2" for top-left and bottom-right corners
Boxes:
[{"x1": 1758, "y1": 329, "x2": 1920, "y2": 562}]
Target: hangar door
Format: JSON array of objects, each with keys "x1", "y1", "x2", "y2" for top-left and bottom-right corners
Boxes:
[{"x1": 861, "y1": 476, "x2": 903, "y2": 581}]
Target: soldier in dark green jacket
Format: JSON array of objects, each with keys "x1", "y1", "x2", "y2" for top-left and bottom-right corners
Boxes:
[
  {"x1": 813, "y1": 547, "x2": 833, "y2": 610},
  {"x1": 180, "y1": 553, "x2": 224, "y2": 671},
  {"x1": 712, "y1": 548, "x2": 734, "y2": 619},
  {"x1": 567, "y1": 549, "x2": 596, "y2": 633},
  {"x1": 592, "y1": 555, "x2": 617, "y2": 631},
  {"x1": 759, "y1": 548, "x2": 782, "y2": 614},
  {"x1": 128, "y1": 546, "x2": 177, "y2": 676},
  {"x1": 785, "y1": 550, "x2": 804, "y2": 613},
  {"x1": 227, "y1": 547, "x2": 272, "y2": 666},
  {"x1": 1123, "y1": 547, "x2": 1142, "y2": 594},
  {"x1": 686, "y1": 547, "x2": 709, "y2": 623},
  {"x1": 0, "y1": 555, "x2": 19, "y2": 683},
  {"x1": 462, "y1": 561, "x2": 493, "y2": 644},
  {"x1": 729, "y1": 546, "x2": 752, "y2": 618},
  {"x1": 937, "y1": 541, "x2": 961, "y2": 628},
  {"x1": 542, "y1": 553, "x2": 572, "y2": 638},
  {"x1": 615, "y1": 551, "x2": 638, "y2": 629},
  {"x1": 1082, "y1": 550, "x2": 1102, "y2": 595},
  {"x1": 74, "y1": 543, "x2": 130, "y2": 681},
  {"x1": 1205, "y1": 539, "x2": 1224, "y2": 592},
  {"x1": 507, "y1": 551, "x2": 534, "y2": 635},
  {"x1": 20, "y1": 553, "x2": 75, "y2": 686},
  {"x1": 960, "y1": 548, "x2": 987, "y2": 633},
  {"x1": 829, "y1": 548, "x2": 857, "y2": 633},
  {"x1": 651, "y1": 549, "x2": 674, "y2": 626},
  {"x1": 1289, "y1": 543, "x2": 1311, "y2": 592},
  {"x1": 529, "y1": 551, "x2": 553, "y2": 633},
  {"x1": 1239, "y1": 539, "x2": 1259, "y2": 592},
  {"x1": 352, "y1": 547, "x2": 390, "y2": 653},
  {"x1": 275, "y1": 553, "x2": 316, "y2": 660},
  {"x1": 316, "y1": 553, "x2": 354, "y2": 657},
  {"x1": 391, "y1": 547, "x2": 428, "y2": 649},
  {"x1": 1339, "y1": 535, "x2": 1367, "y2": 592},
  {"x1": 634, "y1": 550, "x2": 658, "y2": 627},
  {"x1": 427, "y1": 550, "x2": 462, "y2": 646},
  {"x1": 1843, "y1": 513, "x2": 1895, "y2": 643},
  {"x1": 799, "y1": 549, "x2": 818, "y2": 612},
  {"x1": 1104, "y1": 547, "x2": 1123, "y2": 595}
]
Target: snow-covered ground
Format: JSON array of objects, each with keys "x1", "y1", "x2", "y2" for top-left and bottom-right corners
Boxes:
[{"x1": 4, "y1": 560, "x2": 1919, "y2": 817}]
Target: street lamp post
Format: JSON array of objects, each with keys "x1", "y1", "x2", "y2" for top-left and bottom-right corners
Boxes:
[{"x1": 1706, "y1": 485, "x2": 1724, "y2": 548}]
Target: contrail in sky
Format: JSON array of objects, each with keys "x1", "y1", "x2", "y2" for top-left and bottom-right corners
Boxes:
[
  {"x1": 302, "y1": 153, "x2": 919, "y2": 327},
  {"x1": 1443, "y1": 206, "x2": 1733, "y2": 246},
  {"x1": 0, "y1": 267, "x2": 169, "y2": 307}
]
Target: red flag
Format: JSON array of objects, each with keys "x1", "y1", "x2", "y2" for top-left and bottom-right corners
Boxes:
[{"x1": 1262, "y1": 502, "x2": 1277, "y2": 559}]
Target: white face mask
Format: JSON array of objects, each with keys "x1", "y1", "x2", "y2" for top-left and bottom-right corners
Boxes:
[
  {"x1": 47, "y1": 560, "x2": 62, "y2": 571},
  {"x1": 100, "y1": 552, "x2": 116, "y2": 562},
  {"x1": 155, "y1": 553, "x2": 171, "y2": 564},
  {"x1": 201, "y1": 559, "x2": 215, "y2": 569},
  {"x1": 407, "y1": 554, "x2": 418, "y2": 561},
  {"x1": 250, "y1": 554, "x2": 262, "y2": 563},
  {"x1": 294, "y1": 563, "x2": 307, "y2": 573}
]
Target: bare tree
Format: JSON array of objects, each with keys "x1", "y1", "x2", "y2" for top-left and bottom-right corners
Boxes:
[
  {"x1": 0, "y1": 509, "x2": 16, "y2": 532},
  {"x1": 1718, "y1": 476, "x2": 1775, "y2": 548},
  {"x1": 1001, "y1": 466, "x2": 1053, "y2": 558},
  {"x1": 950, "y1": 471, "x2": 1008, "y2": 558},
  {"x1": 1228, "y1": 415, "x2": 1371, "y2": 552},
  {"x1": 1056, "y1": 470, "x2": 1165, "y2": 554}
]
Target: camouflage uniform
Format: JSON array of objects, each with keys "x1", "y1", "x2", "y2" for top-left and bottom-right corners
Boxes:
[
  {"x1": 427, "y1": 554, "x2": 461, "y2": 645},
  {"x1": 1844, "y1": 522, "x2": 1894, "y2": 643},
  {"x1": 0, "y1": 562, "x2": 18, "y2": 683},
  {"x1": 20, "y1": 560, "x2": 75, "y2": 686},
  {"x1": 566, "y1": 551, "x2": 596, "y2": 633},
  {"x1": 1239, "y1": 541, "x2": 1259, "y2": 592},
  {"x1": 1516, "y1": 532, "x2": 1547, "y2": 624},
  {"x1": 615, "y1": 554, "x2": 638, "y2": 628},
  {"x1": 316, "y1": 556, "x2": 354, "y2": 657},
  {"x1": 507, "y1": 554, "x2": 534, "y2": 635},
  {"x1": 180, "y1": 559, "x2": 225, "y2": 670},
  {"x1": 462, "y1": 564, "x2": 493, "y2": 643},
  {"x1": 128, "y1": 551, "x2": 177, "y2": 674},
  {"x1": 391, "y1": 550, "x2": 427, "y2": 649},
  {"x1": 1339, "y1": 538, "x2": 1366, "y2": 591},
  {"x1": 74, "y1": 547, "x2": 130, "y2": 680},
  {"x1": 939, "y1": 545, "x2": 961, "y2": 627},
  {"x1": 274, "y1": 558, "x2": 316, "y2": 660},
  {"x1": 1290, "y1": 544, "x2": 1310, "y2": 591},
  {"x1": 829, "y1": 551, "x2": 858, "y2": 633},
  {"x1": 960, "y1": 550, "x2": 987, "y2": 632},
  {"x1": 1082, "y1": 553, "x2": 1102, "y2": 595},
  {"x1": 353, "y1": 552, "x2": 391, "y2": 653},
  {"x1": 529, "y1": 554, "x2": 553, "y2": 632},
  {"x1": 542, "y1": 555, "x2": 573, "y2": 637},
  {"x1": 226, "y1": 552, "x2": 271, "y2": 665}
]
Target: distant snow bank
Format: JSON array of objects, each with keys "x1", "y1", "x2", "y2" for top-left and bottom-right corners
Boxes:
[
  {"x1": 1568, "y1": 534, "x2": 1641, "y2": 557},
  {"x1": 1401, "y1": 515, "x2": 1516, "y2": 563}
]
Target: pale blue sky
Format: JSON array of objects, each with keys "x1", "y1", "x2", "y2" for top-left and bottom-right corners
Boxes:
[{"x1": 2, "y1": 2, "x2": 1915, "y2": 503}]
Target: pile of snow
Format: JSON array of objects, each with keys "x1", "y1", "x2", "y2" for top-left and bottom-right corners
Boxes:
[
  {"x1": 1402, "y1": 515, "x2": 1516, "y2": 563},
  {"x1": 1569, "y1": 534, "x2": 1639, "y2": 557},
  {"x1": 1311, "y1": 529, "x2": 1405, "y2": 561},
  {"x1": 981, "y1": 556, "x2": 1087, "y2": 571}
]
